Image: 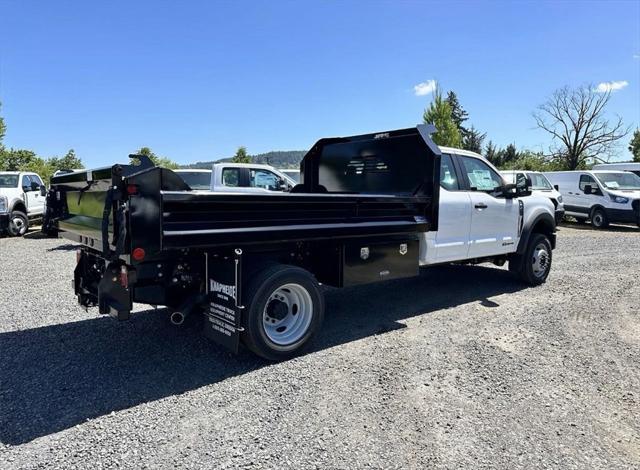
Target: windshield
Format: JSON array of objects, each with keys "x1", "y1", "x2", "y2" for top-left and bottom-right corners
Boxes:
[
  {"x1": 177, "y1": 171, "x2": 211, "y2": 190},
  {"x1": 595, "y1": 172, "x2": 640, "y2": 190},
  {"x1": 0, "y1": 174, "x2": 19, "y2": 188},
  {"x1": 529, "y1": 173, "x2": 553, "y2": 190}
]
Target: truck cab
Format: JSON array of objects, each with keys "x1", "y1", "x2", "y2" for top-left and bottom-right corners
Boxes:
[
  {"x1": 211, "y1": 163, "x2": 296, "y2": 193},
  {"x1": 0, "y1": 171, "x2": 47, "y2": 237},
  {"x1": 425, "y1": 148, "x2": 556, "y2": 270}
]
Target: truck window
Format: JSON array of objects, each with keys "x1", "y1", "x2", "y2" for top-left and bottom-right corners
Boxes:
[
  {"x1": 222, "y1": 168, "x2": 240, "y2": 187},
  {"x1": 250, "y1": 169, "x2": 283, "y2": 191},
  {"x1": 579, "y1": 175, "x2": 597, "y2": 191},
  {"x1": 30, "y1": 174, "x2": 44, "y2": 187},
  {"x1": 440, "y1": 154, "x2": 459, "y2": 190},
  {"x1": 0, "y1": 174, "x2": 19, "y2": 188},
  {"x1": 21, "y1": 175, "x2": 32, "y2": 190},
  {"x1": 459, "y1": 156, "x2": 502, "y2": 192}
]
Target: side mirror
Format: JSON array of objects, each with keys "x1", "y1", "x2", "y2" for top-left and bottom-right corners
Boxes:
[
  {"x1": 553, "y1": 184, "x2": 559, "y2": 191},
  {"x1": 277, "y1": 181, "x2": 289, "y2": 191},
  {"x1": 514, "y1": 173, "x2": 532, "y2": 197},
  {"x1": 583, "y1": 184, "x2": 592, "y2": 194},
  {"x1": 40, "y1": 185, "x2": 47, "y2": 197}
]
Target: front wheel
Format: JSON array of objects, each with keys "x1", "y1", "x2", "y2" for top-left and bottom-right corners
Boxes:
[
  {"x1": 242, "y1": 264, "x2": 324, "y2": 361},
  {"x1": 590, "y1": 208, "x2": 609, "y2": 229},
  {"x1": 509, "y1": 233, "x2": 552, "y2": 285},
  {"x1": 8, "y1": 211, "x2": 28, "y2": 237}
]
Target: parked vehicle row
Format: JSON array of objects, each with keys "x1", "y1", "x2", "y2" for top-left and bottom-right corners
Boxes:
[
  {"x1": 44, "y1": 125, "x2": 556, "y2": 360},
  {"x1": 544, "y1": 171, "x2": 640, "y2": 228}
]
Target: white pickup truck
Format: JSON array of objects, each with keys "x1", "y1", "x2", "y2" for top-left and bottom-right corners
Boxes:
[
  {"x1": 0, "y1": 171, "x2": 47, "y2": 236},
  {"x1": 175, "y1": 164, "x2": 297, "y2": 193}
]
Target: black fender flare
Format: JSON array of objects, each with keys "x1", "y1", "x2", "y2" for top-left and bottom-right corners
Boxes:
[
  {"x1": 9, "y1": 198, "x2": 27, "y2": 214},
  {"x1": 516, "y1": 212, "x2": 556, "y2": 254}
]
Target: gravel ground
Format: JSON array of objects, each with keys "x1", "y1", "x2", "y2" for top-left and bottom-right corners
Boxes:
[{"x1": 0, "y1": 222, "x2": 639, "y2": 469}]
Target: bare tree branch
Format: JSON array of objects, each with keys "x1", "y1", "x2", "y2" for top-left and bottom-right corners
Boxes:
[{"x1": 533, "y1": 84, "x2": 630, "y2": 169}]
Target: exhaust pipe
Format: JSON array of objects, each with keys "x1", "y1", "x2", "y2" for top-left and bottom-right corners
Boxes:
[
  {"x1": 170, "y1": 311, "x2": 186, "y2": 326},
  {"x1": 169, "y1": 294, "x2": 205, "y2": 327}
]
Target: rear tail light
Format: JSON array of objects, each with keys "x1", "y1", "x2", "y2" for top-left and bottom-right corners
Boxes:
[
  {"x1": 132, "y1": 247, "x2": 146, "y2": 261},
  {"x1": 119, "y1": 265, "x2": 129, "y2": 288},
  {"x1": 126, "y1": 184, "x2": 139, "y2": 195}
]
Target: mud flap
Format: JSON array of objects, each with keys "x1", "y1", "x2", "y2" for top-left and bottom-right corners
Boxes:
[
  {"x1": 97, "y1": 262, "x2": 132, "y2": 320},
  {"x1": 203, "y1": 250, "x2": 244, "y2": 353}
]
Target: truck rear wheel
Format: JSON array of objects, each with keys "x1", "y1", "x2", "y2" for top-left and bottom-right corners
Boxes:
[
  {"x1": 8, "y1": 211, "x2": 28, "y2": 237},
  {"x1": 242, "y1": 264, "x2": 324, "y2": 361},
  {"x1": 509, "y1": 233, "x2": 552, "y2": 285}
]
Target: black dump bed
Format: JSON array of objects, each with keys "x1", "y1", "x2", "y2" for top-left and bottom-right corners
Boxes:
[{"x1": 45, "y1": 125, "x2": 441, "y2": 261}]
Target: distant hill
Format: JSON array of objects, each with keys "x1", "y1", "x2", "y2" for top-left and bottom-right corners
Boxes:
[{"x1": 182, "y1": 150, "x2": 307, "y2": 170}]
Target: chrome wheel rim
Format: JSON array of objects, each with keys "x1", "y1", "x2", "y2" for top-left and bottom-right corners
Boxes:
[
  {"x1": 531, "y1": 243, "x2": 550, "y2": 278},
  {"x1": 262, "y1": 283, "x2": 313, "y2": 346},
  {"x1": 10, "y1": 216, "x2": 26, "y2": 235}
]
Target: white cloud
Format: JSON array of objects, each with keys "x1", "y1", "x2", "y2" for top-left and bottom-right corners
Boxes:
[
  {"x1": 634, "y1": 54, "x2": 640, "y2": 59},
  {"x1": 414, "y1": 80, "x2": 437, "y2": 96},
  {"x1": 595, "y1": 80, "x2": 629, "y2": 93}
]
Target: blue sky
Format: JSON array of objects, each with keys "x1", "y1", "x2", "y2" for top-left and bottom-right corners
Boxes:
[{"x1": 1, "y1": 0, "x2": 639, "y2": 167}]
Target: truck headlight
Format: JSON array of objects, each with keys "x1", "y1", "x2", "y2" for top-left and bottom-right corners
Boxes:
[
  {"x1": 0, "y1": 196, "x2": 7, "y2": 213},
  {"x1": 557, "y1": 195, "x2": 563, "y2": 203},
  {"x1": 609, "y1": 194, "x2": 629, "y2": 204}
]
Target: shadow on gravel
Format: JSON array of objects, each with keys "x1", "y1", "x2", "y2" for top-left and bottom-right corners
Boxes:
[
  {"x1": 0, "y1": 264, "x2": 526, "y2": 445},
  {"x1": 46, "y1": 243, "x2": 81, "y2": 252},
  {"x1": 558, "y1": 221, "x2": 639, "y2": 233}
]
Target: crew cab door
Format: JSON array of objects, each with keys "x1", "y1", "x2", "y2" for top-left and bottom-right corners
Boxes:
[
  {"x1": 457, "y1": 156, "x2": 520, "y2": 257},
  {"x1": 21, "y1": 174, "x2": 45, "y2": 216},
  {"x1": 433, "y1": 154, "x2": 472, "y2": 262}
]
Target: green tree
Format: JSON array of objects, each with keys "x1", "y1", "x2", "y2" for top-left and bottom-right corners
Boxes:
[
  {"x1": 462, "y1": 125, "x2": 486, "y2": 153},
  {"x1": 445, "y1": 91, "x2": 469, "y2": 138},
  {"x1": 0, "y1": 148, "x2": 38, "y2": 170},
  {"x1": 423, "y1": 89, "x2": 462, "y2": 147},
  {"x1": 49, "y1": 149, "x2": 84, "y2": 172},
  {"x1": 500, "y1": 150, "x2": 555, "y2": 172},
  {"x1": 0, "y1": 102, "x2": 6, "y2": 146},
  {"x1": 232, "y1": 146, "x2": 251, "y2": 163},
  {"x1": 629, "y1": 129, "x2": 640, "y2": 162},
  {"x1": 484, "y1": 140, "x2": 500, "y2": 166},
  {"x1": 503, "y1": 143, "x2": 518, "y2": 165},
  {"x1": 131, "y1": 146, "x2": 179, "y2": 169}
]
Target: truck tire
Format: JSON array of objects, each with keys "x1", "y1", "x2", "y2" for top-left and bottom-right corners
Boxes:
[
  {"x1": 242, "y1": 264, "x2": 324, "y2": 361},
  {"x1": 590, "y1": 208, "x2": 609, "y2": 229},
  {"x1": 8, "y1": 211, "x2": 28, "y2": 237},
  {"x1": 509, "y1": 233, "x2": 552, "y2": 285}
]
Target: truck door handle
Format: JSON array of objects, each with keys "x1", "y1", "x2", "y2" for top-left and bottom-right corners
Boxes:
[{"x1": 474, "y1": 203, "x2": 488, "y2": 209}]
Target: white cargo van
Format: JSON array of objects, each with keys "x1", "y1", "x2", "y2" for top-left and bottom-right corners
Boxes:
[
  {"x1": 502, "y1": 170, "x2": 565, "y2": 224},
  {"x1": 544, "y1": 171, "x2": 640, "y2": 228},
  {"x1": 592, "y1": 162, "x2": 640, "y2": 177}
]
